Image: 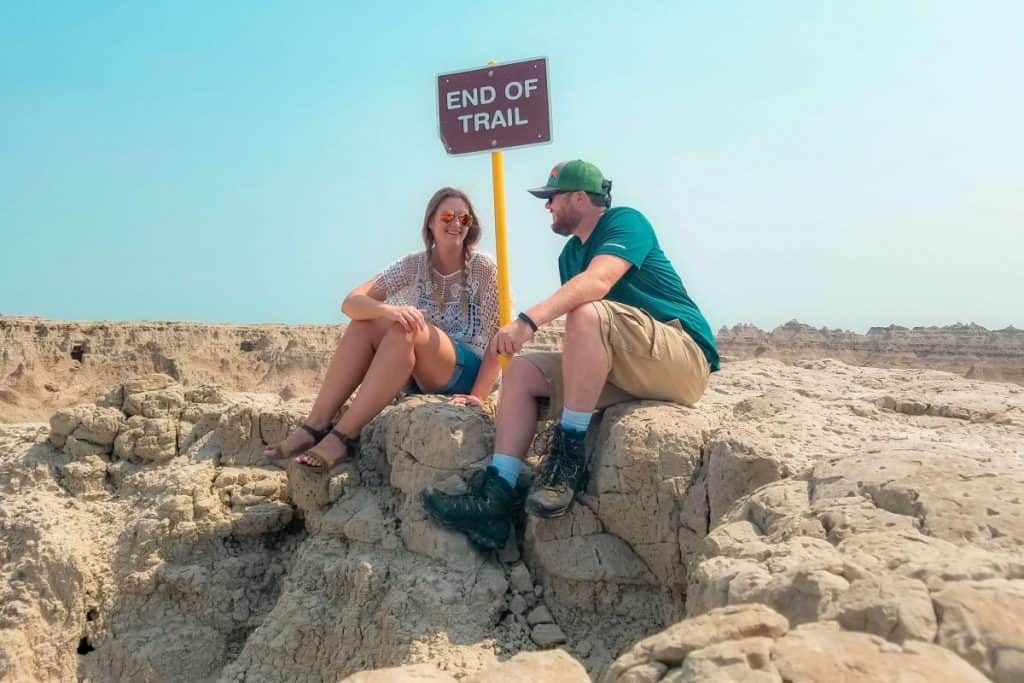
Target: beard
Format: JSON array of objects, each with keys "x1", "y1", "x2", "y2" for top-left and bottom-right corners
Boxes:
[{"x1": 549, "y1": 206, "x2": 582, "y2": 236}]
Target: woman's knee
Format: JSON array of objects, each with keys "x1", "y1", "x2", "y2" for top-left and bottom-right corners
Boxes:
[
  {"x1": 407, "y1": 323, "x2": 444, "y2": 350},
  {"x1": 380, "y1": 320, "x2": 416, "y2": 347},
  {"x1": 345, "y1": 319, "x2": 372, "y2": 333},
  {"x1": 340, "y1": 319, "x2": 374, "y2": 343},
  {"x1": 342, "y1": 318, "x2": 392, "y2": 346}
]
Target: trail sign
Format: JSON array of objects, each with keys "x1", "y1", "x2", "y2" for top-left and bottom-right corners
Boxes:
[{"x1": 437, "y1": 58, "x2": 551, "y2": 155}]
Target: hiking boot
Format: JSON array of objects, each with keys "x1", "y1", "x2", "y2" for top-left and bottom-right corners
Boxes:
[
  {"x1": 462, "y1": 517, "x2": 515, "y2": 551},
  {"x1": 526, "y1": 425, "x2": 588, "y2": 518},
  {"x1": 420, "y1": 466, "x2": 519, "y2": 550}
]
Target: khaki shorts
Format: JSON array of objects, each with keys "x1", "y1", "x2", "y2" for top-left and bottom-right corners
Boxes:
[{"x1": 522, "y1": 300, "x2": 711, "y2": 420}]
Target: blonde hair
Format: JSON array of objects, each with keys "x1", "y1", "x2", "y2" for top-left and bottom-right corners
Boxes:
[{"x1": 420, "y1": 187, "x2": 482, "y2": 316}]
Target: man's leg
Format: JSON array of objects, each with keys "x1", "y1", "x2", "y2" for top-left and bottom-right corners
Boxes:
[
  {"x1": 483, "y1": 301, "x2": 610, "y2": 486},
  {"x1": 486, "y1": 356, "x2": 550, "y2": 485},
  {"x1": 561, "y1": 302, "x2": 612, "y2": 414},
  {"x1": 421, "y1": 301, "x2": 619, "y2": 542},
  {"x1": 493, "y1": 357, "x2": 550, "y2": 455},
  {"x1": 495, "y1": 301, "x2": 608, "y2": 463},
  {"x1": 420, "y1": 355, "x2": 554, "y2": 549},
  {"x1": 527, "y1": 303, "x2": 611, "y2": 517}
]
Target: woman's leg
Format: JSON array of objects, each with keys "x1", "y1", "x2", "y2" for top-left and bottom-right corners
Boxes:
[
  {"x1": 340, "y1": 320, "x2": 460, "y2": 432},
  {"x1": 296, "y1": 322, "x2": 458, "y2": 464},
  {"x1": 307, "y1": 319, "x2": 394, "y2": 427},
  {"x1": 265, "y1": 318, "x2": 389, "y2": 455}
]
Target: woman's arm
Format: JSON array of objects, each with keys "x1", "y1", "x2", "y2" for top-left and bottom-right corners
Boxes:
[
  {"x1": 450, "y1": 338, "x2": 501, "y2": 410},
  {"x1": 450, "y1": 254, "x2": 502, "y2": 408},
  {"x1": 471, "y1": 254, "x2": 502, "y2": 401},
  {"x1": 468, "y1": 339, "x2": 501, "y2": 402},
  {"x1": 341, "y1": 276, "x2": 388, "y2": 320},
  {"x1": 341, "y1": 276, "x2": 425, "y2": 333}
]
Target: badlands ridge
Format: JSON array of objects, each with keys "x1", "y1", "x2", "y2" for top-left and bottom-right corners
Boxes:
[
  {"x1": 0, "y1": 316, "x2": 1022, "y2": 681},
  {"x1": 2, "y1": 317, "x2": 1023, "y2": 424}
]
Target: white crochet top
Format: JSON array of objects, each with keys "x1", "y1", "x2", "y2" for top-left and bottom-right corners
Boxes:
[{"x1": 377, "y1": 250, "x2": 499, "y2": 358}]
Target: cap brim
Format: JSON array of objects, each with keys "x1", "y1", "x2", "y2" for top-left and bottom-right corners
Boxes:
[{"x1": 527, "y1": 187, "x2": 555, "y2": 199}]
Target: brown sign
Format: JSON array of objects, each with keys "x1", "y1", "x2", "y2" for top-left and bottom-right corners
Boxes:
[{"x1": 437, "y1": 58, "x2": 551, "y2": 155}]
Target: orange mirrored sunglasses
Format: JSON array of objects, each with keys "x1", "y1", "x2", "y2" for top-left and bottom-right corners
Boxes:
[{"x1": 438, "y1": 210, "x2": 473, "y2": 227}]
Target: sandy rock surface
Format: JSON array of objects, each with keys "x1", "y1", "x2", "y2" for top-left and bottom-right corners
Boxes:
[{"x1": 1, "y1": 357, "x2": 1022, "y2": 682}]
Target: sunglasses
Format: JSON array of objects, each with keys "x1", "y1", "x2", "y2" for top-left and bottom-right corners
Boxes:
[{"x1": 438, "y1": 210, "x2": 474, "y2": 227}]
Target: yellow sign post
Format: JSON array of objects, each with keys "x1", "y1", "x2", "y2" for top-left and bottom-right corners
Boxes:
[{"x1": 490, "y1": 149, "x2": 512, "y2": 365}]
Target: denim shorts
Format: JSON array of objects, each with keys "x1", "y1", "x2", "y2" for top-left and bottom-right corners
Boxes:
[{"x1": 407, "y1": 339, "x2": 482, "y2": 395}]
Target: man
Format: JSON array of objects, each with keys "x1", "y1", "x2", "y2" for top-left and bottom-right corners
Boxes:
[{"x1": 421, "y1": 160, "x2": 719, "y2": 549}]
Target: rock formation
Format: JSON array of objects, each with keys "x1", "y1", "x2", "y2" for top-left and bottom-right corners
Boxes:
[
  {"x1": 8, "y1": 315, "x2": 1023, "y2": 426},
  {"x1": 2, "y1": 355, "x2": 1022, "y2": 681},
  {"x1": 0, "y1": 317, "x2": 565, "y2": 424},
  {"x1": 718, "y1": 320, "x2": 1024, "y2": 385}
]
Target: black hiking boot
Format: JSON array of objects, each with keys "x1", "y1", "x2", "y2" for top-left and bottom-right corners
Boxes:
[
  {"x1": 420, "y1": 466, "x2": 519, "y2": 550},
  {"x1": 525, "y1": 425, "x2": 588, "y2": 518}
]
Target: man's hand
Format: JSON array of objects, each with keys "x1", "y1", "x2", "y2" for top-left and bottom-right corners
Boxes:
[{"x1": 494, "y1": 318, "x2": 534, "y2": 356}]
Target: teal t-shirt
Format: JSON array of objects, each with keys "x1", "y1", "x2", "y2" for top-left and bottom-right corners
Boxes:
[{"x1": 558, "y1": 206, "x2": 720, "y2": 371}]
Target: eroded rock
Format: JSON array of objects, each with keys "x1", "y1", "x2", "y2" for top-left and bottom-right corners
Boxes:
[{"x1": 3, "y1": 357, "x2": 1024, "y2": 682}]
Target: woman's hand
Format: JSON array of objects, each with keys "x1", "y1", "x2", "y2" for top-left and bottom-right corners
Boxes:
[
  {"x1": 383, "y1": 304, "x2": 427, "y2": 333},
  {"x1": 449, "y1": 394, "x2": 484, "y2": 408}
]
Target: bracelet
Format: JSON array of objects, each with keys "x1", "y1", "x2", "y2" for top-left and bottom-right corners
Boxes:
[{"x1": 517, "y1": 312, "x2": 539, "y2": 332}]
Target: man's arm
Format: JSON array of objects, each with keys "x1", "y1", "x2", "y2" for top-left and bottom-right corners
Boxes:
[
  {"x1": 525, "y1": 254, "x2": 632, "y2": 327},
  {"x1": 493, "y1": 254, "x2": 632, "y2": 356}
]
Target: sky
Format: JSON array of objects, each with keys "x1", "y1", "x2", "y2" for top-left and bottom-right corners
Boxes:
[{"x1": 1, "y1": 2, "x2": 1021, "y2": 333}]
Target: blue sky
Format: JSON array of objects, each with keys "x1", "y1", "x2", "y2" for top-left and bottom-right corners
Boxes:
[{"x1": 1, "y1": 2, "x2": 1021, "y2": 332}]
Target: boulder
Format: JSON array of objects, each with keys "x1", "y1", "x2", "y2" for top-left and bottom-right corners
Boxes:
[
  {"x1": 772, "y1": 622, "x2": 989, "y2": 682},
  {"x1": 216, "y1": 398, "x2": 281, "y2": 466},
  {"x1": 823, "y1": 575, "x2": 937, "y2": 643},
  {"x1": 113, "y1": 415, "x2": 178, "y2": 463},
  {"x1": 122, "y1": 374, "x2": 185, "y2": 419},
  {"x1": 932, "y1": 580, "x2": 1024, "y2": 683},
  {"x1": 670, "y1": 637, "x2": 778, "y2": 682},
  {"x1": 530, "y1": 623, "x2": 568, "y2": 648},
  {"x1": 604, "y1": 604, "x2": 789, "y2": 681},
  {"x1": 466, "y1": 649, "x2": 588, "y2": 682},
  {"x1": 48, "y1": 404, "x2": 125, "y2": 451},
  {"x1": 385, "y1": 396, "x2": 493, "y2": 495},
  {"x1": 588, "y1": 402, "x2": 715, "y2": 586}
]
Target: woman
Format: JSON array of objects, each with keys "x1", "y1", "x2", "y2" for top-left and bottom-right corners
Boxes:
[{"x1": 263, "y1": 187, "x2": 500, "y2": 474}]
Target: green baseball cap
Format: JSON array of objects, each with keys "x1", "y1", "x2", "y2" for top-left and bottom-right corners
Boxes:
[{"x1": 527, "y1": 160, "x2": 607, "y2": 198}]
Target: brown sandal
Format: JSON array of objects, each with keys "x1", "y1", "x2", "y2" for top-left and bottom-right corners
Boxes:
[
  {"x1": 294, "y1": 428, "x2": 359, "y2": 476},
  {"x1": 262, "y1": 423, "x2": 331, "y2": 464}
]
